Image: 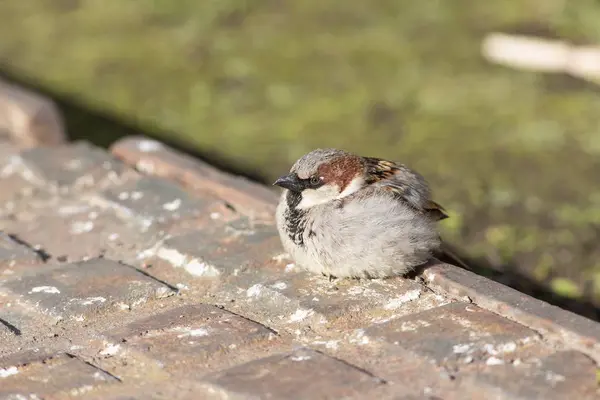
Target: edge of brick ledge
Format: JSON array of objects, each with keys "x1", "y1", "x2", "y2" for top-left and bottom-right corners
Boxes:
[
  {"x1": 110, "y1": 136, "x2": 278, "y2": 223},
  {"x1": 111, "y1": 135, "x2": 600, "y2": 364},
  {"x1": 423, "y1": 261, "x2": 600, "y2": 363}
]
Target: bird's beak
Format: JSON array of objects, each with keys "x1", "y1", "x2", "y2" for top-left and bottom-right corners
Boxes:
[{"x1": 273, "y1": 173, "x2": 303, "y2": 192}]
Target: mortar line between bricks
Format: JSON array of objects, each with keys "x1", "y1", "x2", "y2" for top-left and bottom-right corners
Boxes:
[
  {"x1": 305, "y1": 348, "x2": 388, "y2": 384},
  {"x1": 0, "y1": 318, "x2": 21, "y2": 336},
  {"x1": 6, "y1": 233, "x2": 51, "y2": 262},
  {"x1": 216, "y1": 305, "x2": 280, "y2": 336},
  {"x1": 116, "y1": 260, "x2": 180, "y2": 293},
  {"x1": 67, "y1": 353, "x2": 123, "y2": 383}
]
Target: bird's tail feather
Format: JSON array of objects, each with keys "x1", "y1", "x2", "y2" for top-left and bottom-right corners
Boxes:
[{"x1": 435, "y1": 241, "x2": 470, "y2": 270}]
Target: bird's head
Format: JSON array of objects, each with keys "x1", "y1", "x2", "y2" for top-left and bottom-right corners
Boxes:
[{"x1": 273, "y1": 149, "x2": 366, "y2": 210}]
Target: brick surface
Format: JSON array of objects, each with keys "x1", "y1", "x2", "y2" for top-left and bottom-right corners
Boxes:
[
  {"x1": 111, "y1": 136, "x2": 278, "y2": 223},
  {"x1": 199, "y1": 348, "x2": 384, "y2": 399},
  {"x1": 106, "y1": 304, "x2": 277, "y2": 376},
  {"x1": 218, "y1": 273, "x2": 449, "y2": 333},
  {"x1": 0, "y1": 258, "x2": 174, "y2": 322},
  {"x1": 0, "y1": 132, "x2": 597, "y2": 399},
  {"x1": 364, "y1": 302, "x2": 539, "y2": 367},
  {"x1": 462, "y1": 350, "x2": 599, "y2": 399},
  {"x1": 7, "y1": 141, "x2": 130, "y2": 191},
  {"x1": 0, "y1": 353, "x2": 118, "y2": 399},
  {"x1": 91, "y1": 176, "x2": 216, "y2": 232},
  {"x1": 423, "y1": 262, "x2": 600, "y2": 363},
  {"x1": 3, "y1": 199, "x2": 163, "y2": 263},
  {"x1": 0, "y1": 78, "x2": 66, "y2": 147},
  {"x1": 141, "y1": 217, "x2": 281, "y2": 282},
  {"x1": 0, "y1": 232, "x2": 42, "y2": 273}
]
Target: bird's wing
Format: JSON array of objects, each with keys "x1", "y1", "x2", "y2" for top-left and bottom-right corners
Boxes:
[{"x1": 363, "y1": 157, "x2": 449, "y2": 221}]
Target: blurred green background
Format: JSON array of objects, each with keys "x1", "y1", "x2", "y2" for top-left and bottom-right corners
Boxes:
[{"x1": 1, "y1": 1, "x2": 600, "y2": 309}]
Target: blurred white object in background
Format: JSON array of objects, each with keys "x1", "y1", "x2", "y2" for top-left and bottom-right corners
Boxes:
[{"x1": 482, "y1": 32, "x2": 600, "y2": 84}]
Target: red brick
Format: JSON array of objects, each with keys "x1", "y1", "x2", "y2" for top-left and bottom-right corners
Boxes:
[
  {"x1": 0, "y1": 232, "x2": 43, "y2": 273},
  {"x1": 200, "y1": 348, "x2": 384, "y2": 399},
  {"x1": 462, "y1": 350, "x2": 599, "y2": 399},
  {"x1": 0, "y1": 353, "x2": 118, "y2": 398},
  {"x1": 110, "y1": 136, "x2": 278, "y2": 223},
  {"x1": 422, "y1": 261, "x2": 600, "y2": 363},
  {"x1": 217, "y1": 272, "x2": 448, "y2": 333},
  {"x1": 106, "y1": 304, "x2": 277, "y2": 376},
  {"x1": 140, "y1": 217, "x2": 281, "y2": 283},
  {"x1": 91, "y1": 176, "x2": 219, "y2": 232},
  {"x1": 363, "y1": 302, "x2": 540, "y2": 367},
  {"x1": 0, "y1": 258, "x2": 174, "y2": 323},
  {"x1": 0, "y1": 78, "x2": 66, "y2": 147},
  {"x1": 8, "y1": 141, "x2": 131, "y2": 192},
  {"x1": 4, "y1": 199, "x2": 165, "y2": 263}
]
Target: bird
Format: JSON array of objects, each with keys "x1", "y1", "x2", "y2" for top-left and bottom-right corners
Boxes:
[{"x1": 273, "y1": 148, "x2": 464, "y2": 280}]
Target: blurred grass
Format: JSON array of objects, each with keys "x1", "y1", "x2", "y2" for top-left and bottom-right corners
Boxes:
[{"x1": 1, "y1": 0, "x2": 600, "y2": 305}]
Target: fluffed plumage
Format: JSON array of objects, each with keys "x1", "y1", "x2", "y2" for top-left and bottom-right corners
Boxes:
[{"x1": 274, "y1": 148, "x2": 457, "y2": 279}]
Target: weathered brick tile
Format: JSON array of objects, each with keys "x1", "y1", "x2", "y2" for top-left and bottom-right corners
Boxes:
[
  {"x1": 0, "y1": 353, "x2": 118, "y2": 398},
  {"x1": 139, "y1": 218, "x2": 282, "y2": 284},
  {"x1": 215, "y1": 273, "x2": 449, "y2": 333},
  {"x1": 422, "y1": 262, "x2": 600, "y2": 363},
  {"x1": 362, "y1": 302, "x2": 541, "y2": 369},
  {"x1": 461, "y1": 350, "x2": 599, "y2": 399},
  {"x1": 102, "y1": 304, "x2": 278, "y2": 377},
  {"x1": 0, "y1": 232, "x2": 43, "y2": 274},
  {"x1": 81, "y1": 380, "x2": 224, "y2": 400},
  {"x1": 198, "y1": 348, "x2": 384, "y2": 399},
  {"x1": 90, "y1": 176, "x2": 220, "y2": 232},
  {"x1": 111, "y1": 136, "x2": 278, "y2": 223},
  {"x1": 0, "y1": 258, "x2": 174, "y2": 323},
  {"x1": 5, "y1": 199, "x2": 165, "y2": 263},
  {"x1": 4, "y1": 141, "x2": 132, "y2": 192}
]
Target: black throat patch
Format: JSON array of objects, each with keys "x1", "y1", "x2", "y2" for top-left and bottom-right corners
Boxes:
[{"x1": 284, "y1": 191, "x2": 308, "y2": 246}]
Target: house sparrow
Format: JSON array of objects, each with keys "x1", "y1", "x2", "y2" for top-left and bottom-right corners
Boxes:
[{"x1": 274, "y1": 148, "x2": 459, "y2": 280}]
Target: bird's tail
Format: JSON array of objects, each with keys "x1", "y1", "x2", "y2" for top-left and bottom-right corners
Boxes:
[{"x1": 435, "y1": 240, "x2": 471, "y2": 270}]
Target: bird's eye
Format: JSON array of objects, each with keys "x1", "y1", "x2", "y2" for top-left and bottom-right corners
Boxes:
[{"x1": 309, "y1": 176, "x2": 322, "y2": 186}]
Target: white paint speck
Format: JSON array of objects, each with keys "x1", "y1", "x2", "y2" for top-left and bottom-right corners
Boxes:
[
  {"x1": 313, "y1": 340, "x2": 339, "y2": 350},
  {"x1": 81, "y1": 297, "x2": 106, "y2": 305},
  {"x1": 137, "y1": 139, "x2": 163, "y2": 152},
  {"x1": 176, "y1": 327, "x2": 210, "y2": 338},
  {"x1": 288, "y1": 308, "x2": 314, "y2": 322},
  {"x1": 130, "y1": 191, "x2": 144, "y2": 200},
  {"x1": 400, "y1": 319, "x2": 431, "y2": 332},
  {"x1": 162, "y1": 198, "x2": 182, "y2": 211},
  {"x1": 210, "y1": 212, "x2": 221, "y2": 220},
  {"x1": 246, "y1": 284, "x2": 264, "y2": 297},
  {"x1": 349, "y1": 329, "x2": 370, "y2": 345},
  {"x1": 545, "y1": 371, "x2": 566, "y2": 384},
  {"x1": 486, "y1": 356, "x2": 505, "y2": 366},
  {"x1": 100, "y1": 343, "x2": 121, "y2": 356},
  {"x1": 500, "y1": 342, "x2": 517, "y2": 353},
  {"x1": 0, "y1": 366, "x2": 18, "y2": 378},
  {"x1": 29, "y1": 286, "x2": 60, "y2": 294},
  {"x1": 453, "y1": 343, "x2": 472, "y2": 354},
  {"x1": 290, "y1": 355, "x2": 311, "y2": 361},
  {"x1": 69, "y1": 221, "x2": 94, "y2": 234},
  {"x1": 184, "y1": 259, "x2": 220, "y2": 277},
  {"x1": 176, "y1": 283, "x2": 189, "y2": 290},
  {"x1": 118, "y1": 191, "x2": 130, "y2": 200},
  {"x1": 270, "y1": 282, "x2": 287, "y2": 290},
  {"x1": 285, "y1": 263, "x2": 296, "y2": 272},
  {"x1": 271, "y1": 253, "x2": 290, "y2": 263},
  {"x1": 108, "y1": 233, "x2": 120, "y2": 241},
  {"x1": 383, "y1": 289, "x2": 422, "y2": 309}
]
